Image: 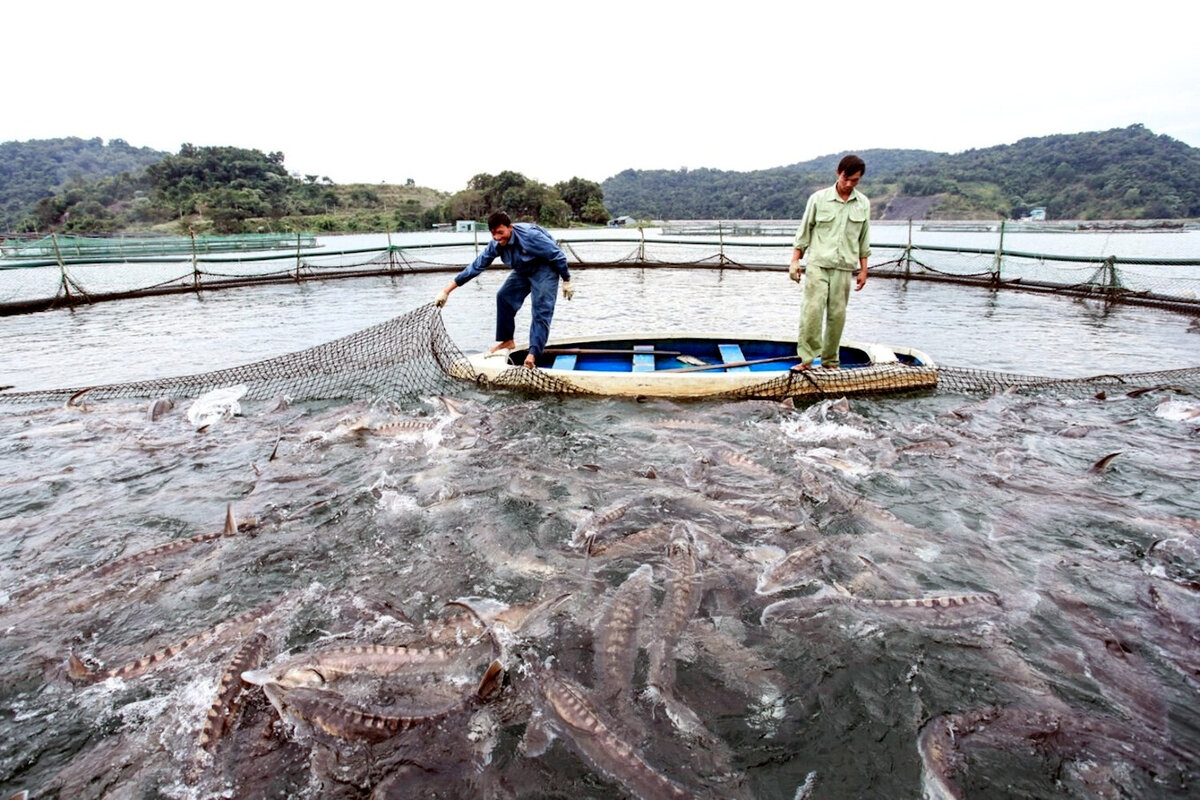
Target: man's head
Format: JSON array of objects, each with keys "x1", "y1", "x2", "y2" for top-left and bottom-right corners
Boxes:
[
  {"x1": 488, "y1": 211, "x2": 513, "y2": 245},
  {"x1": 835, "y1": 154, "x2": 866, "y2": 197}
]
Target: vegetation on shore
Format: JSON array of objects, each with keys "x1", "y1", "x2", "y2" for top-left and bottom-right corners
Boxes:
[
  {"x1": 601, "y1": 125, "x2": 1200, "y2": 221},
  {"x1": 3, "y1": 124, "x2": 1197, "y2": 235},
  {"x1": 1, "y1": 143, "x2": 610, "y2": 236}
]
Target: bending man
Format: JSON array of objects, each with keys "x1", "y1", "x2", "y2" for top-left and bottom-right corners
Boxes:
[
  {"x1": 435, "y1": 211, "x2": 574, "y2": 369},
  {"x1": 789, "y1": 154, "x2": 870, "y2": 371}
]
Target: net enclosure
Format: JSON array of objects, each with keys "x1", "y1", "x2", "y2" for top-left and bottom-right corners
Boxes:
[
  {"x1": 3, "y1": 302, "x2": 1199, "y2": 407},
  {"x1": 3, "y1": 227, "x2": 1200, "y2": 316},
  {"x1": 3, "y1": 226, "x2": 1199, "y2": 405}
]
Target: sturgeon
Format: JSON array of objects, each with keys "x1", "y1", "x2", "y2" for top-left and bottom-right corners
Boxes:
[
  {"x1": 571, "y1": 498, "x2": 638, "y2": 549},
  {"x1": 265, "y1": 685, "x2": 470, "y2": 742},
  {"x1": 593, "y1": 564, "x2": 653, "y2": 716},
  {"x1": 68, "y1": 597, "x2": 283, "y2": 683},
  {"x1": 197, "y1": 631, "x2": 269, "y2": 755},
  {"x1": 762, "y1": 585, "x2": 1002, "y2": 626},
  {"x1": 17, "y1": 504, "x2": 248, "y2": 606},
  {"x1": 241, "y1": 643, "x2": 481, "y2": 690},
  {"x1": 537, "y1": 671, "x2": 696, "y2": 800}
]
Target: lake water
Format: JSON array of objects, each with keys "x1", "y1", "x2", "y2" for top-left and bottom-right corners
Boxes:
[{"x1": 1, "y1": 228, "x2": 1198, "y2": 799}]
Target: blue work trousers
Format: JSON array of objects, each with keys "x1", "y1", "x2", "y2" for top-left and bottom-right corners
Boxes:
[{"x1": 496, "y1": 266, "x2": 560, "y2": 356}]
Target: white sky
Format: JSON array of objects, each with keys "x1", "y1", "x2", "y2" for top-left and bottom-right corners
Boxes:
[{"x1": 4, "y1": 1, "x2": 1197, "y2": 193}]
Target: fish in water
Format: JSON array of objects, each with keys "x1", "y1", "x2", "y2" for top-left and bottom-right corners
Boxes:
[
  {"x1": 14, "y1": 504, "x2": 247, "y2": 606},
  {"x1": 571, "y1": 497, "x2": 638, "y2": 549},
  {"x1": 1090, "y1": 451, "x2": 1122, "y2": 473},
  {"x1": 66, "y1": 387, "x2": 95, "y2": 409},
  {"x1": 242, "y1": 643, "x2": 472, "y2": 691},
  {"x1": 196, "y1": 632, "x2": 270, "y2": 757},
  {"x1": 68, "y1": 597, "x2": 284, "y2": 683},
  {"x1": 529, "y1": 670, "x2": 698, "y2": 800},
  {"x1": 148, "y1": 396, "x2": 174, "y2": 421},
  {"x1": 261, "y1": 684, "x2": 473, "y2": 742},
  {"x1": 761, "y1": 584, "x2": 1003, "y2": 626},
  {"x1": 593, "y1": 564, "x2": 653, "y2": 718}
]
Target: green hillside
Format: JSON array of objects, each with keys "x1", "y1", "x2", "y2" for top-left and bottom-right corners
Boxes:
[
  {"x1": 8, "y1": 125, "x2": 1198, "y2": 233},
  {"x1": 0, "y1": 137, "x2": 168, "y2": 230},
  {"x1": 601, "y1": 125, "x2": 1200, "y2": 221}
]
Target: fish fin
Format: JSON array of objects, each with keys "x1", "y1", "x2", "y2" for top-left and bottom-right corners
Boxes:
[
  {"x1": 223, "y1": 504, "x2": 238, "y2": 536},
  {"x1": 66, "y1": 387, "x2": 95, "y2": 409},
  {"x1": 476, "y1": 660, "x2": 505, "y2": 700},
  {"x1": 67, "y1": 653, "x2": 94, "y2": 681},
  {"x1": 1090, "y1": 451, "x2": 1122, "y2": 473}
]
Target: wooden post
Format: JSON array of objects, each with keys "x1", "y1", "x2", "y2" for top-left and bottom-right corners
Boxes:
[
  {"x1": 905, "y1": 218, "x2": 913, "y2": 278},
  {"x1": 992, "y1": 219, "x2": 1005, "y2": 285},
  {"x1": 51, "y1": 233, "x2": 71, "y2": 301},
  {"x1": 191, "y1": 229, "x2": 201, "y2": 291}
]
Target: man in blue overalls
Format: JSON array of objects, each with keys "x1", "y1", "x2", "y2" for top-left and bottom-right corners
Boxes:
[{"x1": 435, "y1": 210, "x2": 574, "y2": 369}]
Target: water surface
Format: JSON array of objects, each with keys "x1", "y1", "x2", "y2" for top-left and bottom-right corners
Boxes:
[{"x1": 1, "y1": 260, "x2": 1198, "y2": 799}]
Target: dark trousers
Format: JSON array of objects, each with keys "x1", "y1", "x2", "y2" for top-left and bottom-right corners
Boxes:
[{"x1": 496, "y1": 267, "x2": 559, "y2": 356}]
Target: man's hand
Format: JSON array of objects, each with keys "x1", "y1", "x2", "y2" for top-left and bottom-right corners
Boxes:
[
  {"x1": 855, "y1": 270, "x2": 868, "y2": 291},
  {"x1": 434, "y1": 288, "x2": 450, "y2": 307},
  {"x1": 788, "y1": 261, "x2": 803, "y2": 283},
  {"x1": 562, "y1": 280, "x2": 575, "y2": 301}
]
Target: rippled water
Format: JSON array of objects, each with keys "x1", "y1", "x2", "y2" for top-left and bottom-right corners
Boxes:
[{"x1": 1, "y1": 263, "x2": 1198, "y2": 799}]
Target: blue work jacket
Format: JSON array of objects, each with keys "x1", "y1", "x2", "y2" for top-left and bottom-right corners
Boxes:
[{"x1": 453, "y1": 223, "x2": 571, "y2": 286}]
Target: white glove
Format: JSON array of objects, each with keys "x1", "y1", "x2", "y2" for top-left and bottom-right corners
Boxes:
[
  {"x1": 561, "y1": 280, "x2": 575, "y2": 301},
  {"x1": 788, "y1": 261, "x2": 803, "y2": 283},
  {"x1": 434, "y1": 289, "x2": 449, "y2": 307}
]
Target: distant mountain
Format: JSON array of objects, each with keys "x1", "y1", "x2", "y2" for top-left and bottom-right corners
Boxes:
[
  {"x1": 0, "y1": 137, "x2": 168, "y2": 230},
  {"x1": 600, "y1": 148, "x2": 942, "y2": 221},
  {"x1": 601, "y1": 126, "x2": 1200, "y2": 221}
]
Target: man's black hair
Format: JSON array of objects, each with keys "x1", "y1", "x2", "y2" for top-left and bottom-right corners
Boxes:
[
  {"x1": 487, "y1": 211, "x2": 512, "y2": 230},
  {"x1": 837, "y1": 154, "x2": 866, "y2": 177}
]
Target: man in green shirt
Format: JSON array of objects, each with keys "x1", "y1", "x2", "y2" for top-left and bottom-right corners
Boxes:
[{"x1": 788, "y1": 154, "x2": 871, "y2": 370}]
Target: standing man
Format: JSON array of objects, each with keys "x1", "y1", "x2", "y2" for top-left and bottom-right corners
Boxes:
[
  {"x1": 435, "y1": 211, "x2": 574, "y2": 369},
  {"x1": 789, "y1": 154, "x2": 870, "y2": 371}
]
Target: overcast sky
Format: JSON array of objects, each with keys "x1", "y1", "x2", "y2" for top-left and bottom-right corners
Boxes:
[{"x1": 4, "y1": 1, "x2": 1197, "y2": 193}]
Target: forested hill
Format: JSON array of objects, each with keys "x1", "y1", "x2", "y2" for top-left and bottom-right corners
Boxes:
[
  {"x1": 600, "y1": 148, "x2": 941, "y2": 221},
  {"x1": 0, "y1": 137, "x2": 168, "y2": 229},
  {"x1": 601, "y1": 125, "x2": 1200, "y2": 221}
]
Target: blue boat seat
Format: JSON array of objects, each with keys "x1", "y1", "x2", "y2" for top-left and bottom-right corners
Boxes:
[
  {"x1": 552, "y1": 354, "x2": 578, "y2": 371},
  {"x1": 632, "y1": 344, "x2": 656, "y2": 373},
  {"x1": 718, "y1": 343, "x2": 750, "y2": 372}
]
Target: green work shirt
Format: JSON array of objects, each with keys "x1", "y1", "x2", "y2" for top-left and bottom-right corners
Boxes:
[{"x1": 793, "y1": 185, "x2": 871, "y2": 271}]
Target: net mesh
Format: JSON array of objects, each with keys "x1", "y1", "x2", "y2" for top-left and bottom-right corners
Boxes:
[
  {"x1": 5, "y1": 236, "x2": 1200, "y2": 315},
  {"x1": 4, "y1": 302, "x2": 1199, "y2": 407}
]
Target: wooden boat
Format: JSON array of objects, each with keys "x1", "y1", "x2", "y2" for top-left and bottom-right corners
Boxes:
[{"x1": 453, "y1": 333, "x2": 938, "y2": 399}]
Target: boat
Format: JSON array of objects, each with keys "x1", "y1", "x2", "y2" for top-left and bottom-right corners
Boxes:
[{"x1": 452, "y1": 333, "x2": 938, "y2": 400}]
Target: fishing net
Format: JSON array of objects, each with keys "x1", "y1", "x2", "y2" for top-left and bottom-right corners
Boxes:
[{"x1": 4, "y1": 302, "x2": 1199, "y2": 407}]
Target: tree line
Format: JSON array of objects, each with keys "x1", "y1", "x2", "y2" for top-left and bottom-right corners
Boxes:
[
  {"x1": 0, "y1": 137, "x2": 167, "y2": 231},
  {"x1": 600, "y1": 125, "x2": 1200, "y2": 221},
  {"x1": 5, "y1": 124, "x2": 1197, "y2": 233},
  {"x1": 1, "y1": 140, "x2": 611, "y2": 234}
]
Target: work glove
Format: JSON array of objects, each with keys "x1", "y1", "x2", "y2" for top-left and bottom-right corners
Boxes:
[
  {"x1": 434, "y1": 289, "x2": 449, "y2": 307},
  {"x1": 788, "y1": 261, "x2": 803, "y2": 283},
  {"x1": 561, "y1": 280, "x2": 575, "y2": 301}
]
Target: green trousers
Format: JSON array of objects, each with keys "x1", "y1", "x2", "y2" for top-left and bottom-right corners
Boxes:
[{"x1": 797, "y1": 264, "x2": 853, "y2": 366}]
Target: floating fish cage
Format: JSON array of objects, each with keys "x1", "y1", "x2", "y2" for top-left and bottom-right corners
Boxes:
[{"x1": 0, "y1": 232, "x2": 318, "y2": 260}]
